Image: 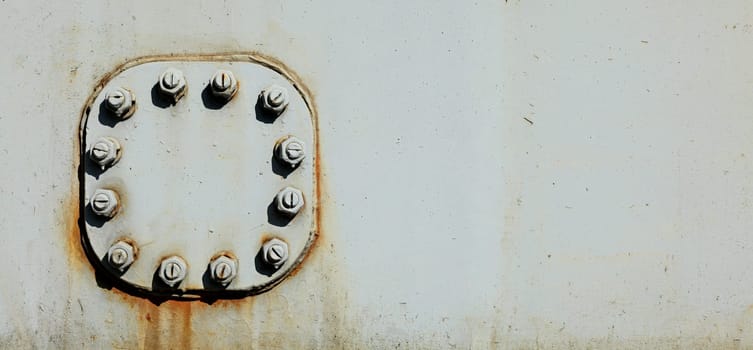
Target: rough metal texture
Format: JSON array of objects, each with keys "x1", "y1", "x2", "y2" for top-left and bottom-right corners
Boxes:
[
  {"x1": 81, "y1": 57, "x2": 317, "y2": 297},
  {"x1": 1, "y1": 0, "x2": 753, "y2": 349}
]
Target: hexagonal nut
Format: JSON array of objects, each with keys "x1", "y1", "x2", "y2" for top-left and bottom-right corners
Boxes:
[
  {"x1": 259, "y1": 85, "x2": 290, "y2": 115},
  {"x1": 275, "y1": 187, "x2": 304, "y2": 217},
  {"x1": 158, "y1": 256, "x2": 187, "y2": 288},
  {"x1": 262, "y1": 238, "x2": 289, "y2": 268},
  {"x1": 88, "y1": 137, "x2": 121, "y2": 169},
  {"x1": 209, "y1": 69, "x2": 238, "y2": 100},
  {"x1": 107, "y1": 240, "x2": 136, "y2": 271},
  {"x1": 209, "y1": 254, "x2": 238, "y2": 285},
  {"x1": 104, "y1": 87, "x2": 136, "y2": 119},
  {"x1": 158, "y1": 68, "x2": 187, "y2": 103},
  {"x1": 90, "y1": 189, "x2": 120, "y2": 218},
  {"x1": 274, "y1": 136, "x2": 306, "y2": 167}
]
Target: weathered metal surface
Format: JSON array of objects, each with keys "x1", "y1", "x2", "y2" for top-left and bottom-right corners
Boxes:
[
  {"x1": 2, "y1": 0, "x2": 753, "y2": 348},
  {"x1": 80, "y1": 56, "x2": 317, "y2": 298}
]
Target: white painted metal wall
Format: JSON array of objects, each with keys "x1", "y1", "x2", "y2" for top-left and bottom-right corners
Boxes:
[{"x1": 1, "y1": 0, "x2": 752, "y2": 348}]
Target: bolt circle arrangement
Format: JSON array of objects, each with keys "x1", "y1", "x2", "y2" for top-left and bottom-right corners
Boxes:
[
  {"x1": 107, "y1": 240, "x2": 136, "y2": 271},
  {"x1": 262, "y1": 238, "x2": 289, "y2": 268},
  {"x1": 209, "y1": 69, "x2": 238, "y2": 101},
  {"x1": 209, "y1": 254, "x2": 238, "y2": 286},
  {"x1": 158, "y1": 68, "x2": 187, "y2": 103},
  {"x1": 104, "y1": 87, "x2": 136, "y2": 119},
  {"x1": 275, "y1": 187, "x2": 304, "y2": 217},
  {"x1": 274, "y1": 136, "x2": 306, "y2": 167},
  {"x1": 88, "y1": 137, "x2": 121, "y2": 169},
  {"x1": 159, "y1": 256, "x2": 188, "y2": 288},
  {"x1": 90, "y1": 189, "x2": 120, "y2": 218},
  {"x1": 259, "y1": 85, "x2": 289, "y2": 116},
  {"x1": 83, "y1": 59, "x2": 317, "y2": 298}
]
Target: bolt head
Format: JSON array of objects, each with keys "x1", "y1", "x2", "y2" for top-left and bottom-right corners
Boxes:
[
  {"x1": 275, "y1": 136, "x2": 306, "y2": 167},
  {"x1": 209, "y1": 255, "x2": 238, "y2": 285},
  {"x1": 107, "y1": 241, "x2": 136, "y2": 271},
  {"x1": 104, "y1": 87, "x2": 135, "y2": 119},
  {"x1": 107, "y1": 90, "x2": 125, "y2": 108},
  {"x1": 275, "y1": 187, "x2": 304, "y2": 217},
  {"x1": 88, "y1": 137, "x2": 121, "y2": 169},
  {"x1": 159, "y1": 256, "x2": 187, "y2": 287},
  {"x1": 262, "y1": 238, "x2": 289, "y2": 268},
  {"x1": 158, "y1": 68, "x2": 187, "y2": 103},
  {"x1": 90, "y1": 189, "x2": 120, "y2": 218},
  {"x1": 209, "y1": 70, "x2": 238, "y2": 100},
  {"x1": 260, "y1": 85, "x2": 289, "y2": 116}
]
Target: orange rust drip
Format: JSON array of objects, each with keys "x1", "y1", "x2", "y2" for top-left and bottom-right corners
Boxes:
[
  {"x1": 139, "y1": 300, "x2": 193, "y2": 348},
  {"x1": 65, "y1": 194, "x2": 87, "y2": 272}
]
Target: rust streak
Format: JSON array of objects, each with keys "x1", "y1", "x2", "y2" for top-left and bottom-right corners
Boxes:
[
  {"x1": 65, "y1": 103, "x2": 89, "y2": 273},
  {"x1": 65, "y1": 194, "x2": 87, "y2": 271}
]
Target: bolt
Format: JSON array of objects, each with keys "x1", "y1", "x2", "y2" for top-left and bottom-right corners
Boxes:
[
  {"x1": 216, "y1": 262, "x2": 231, "y2": 278},
  {"x1": 110, "y1": 248, "x2": 128, "y2": 265},
  {"x1": 107, "y1": 240, "x2": 136, "y2": 271},
  {"x1": 159, "y1": 256, "x2": 187, "y2": 287},
  {"x1": 209, "y1": 254, "x2": 238, "y2": 286},
  {"x1": 158, "y1": 68, "x2": 187, "y2": 103},
  {"x1": 275, "y1": 187, "x2": 304, "y2": 217},
  {"x1": 165, "y1": 263, "x2": 180, "y2": 279},
  {"x1": 162, "y1": 71, "x2": 179, "y2": 89},
  {"x1": 88, "y1": 137, "x2": 121, "y2": 169},
  {"x1": 90, "y1": 143, "x2": 110, "y2": 160},
  {"x1": 209, "y1": 69, "x2": 238, "y2": 101},
  {"x1": 262, "y1": 238, "x2": 289, "y2": 268},
  {"x1": 104, "y1": 87, "x2": 135, "y2": 119},
  {"x1": 268, "y1": 90, "x2": 285, "y2": 106},
  {"x1": 90, "y1": 189, "x2": 120, "y2": 218},
  {"x1": 213, "y1": 72, "x2": 230, "y2": 91},
  {"x1": 107, "y1": 90, "x2": 125, "y2": 108},
  {"x1": 282, "y1": 191, "x2": 298, "y2": 208},
  {"x1": 274, "y1": 136, "x2": 306, "y2": 167},
  {"x1": 259, "y1": 85, "x2": 289, "y2": 116}
]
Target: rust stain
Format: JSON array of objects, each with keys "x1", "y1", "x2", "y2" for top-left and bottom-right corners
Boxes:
[
  {"x1": 65, "y1": 112, "x2": 88, "y2": 273},
  {"x1": 287, "y1": 155, "x2": 325, "y2": 279},
  {"x1": 138, "y1": 299, "x2": 194, "y2": 349},
  {"x1": 106, "y1": 286, "x2": 257, "y2": 348},
  {"x1": 64, "y1": 193, "x2": 87, "y2": 272}
]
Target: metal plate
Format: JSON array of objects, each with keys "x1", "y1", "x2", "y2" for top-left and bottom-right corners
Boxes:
[{"x1": 80, "y1": 56, "x2": 317, "y2": 298}]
